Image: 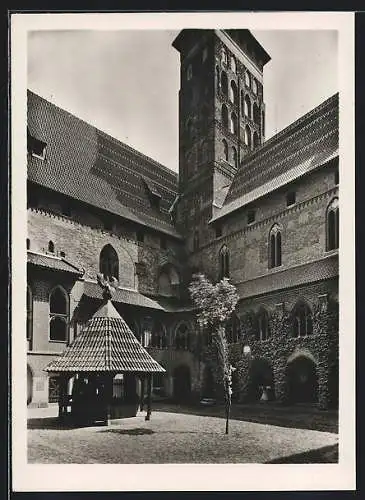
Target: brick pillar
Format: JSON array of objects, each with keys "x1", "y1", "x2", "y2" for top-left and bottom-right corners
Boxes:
[
  {"x1": 272, "y1": 303, "x2": 288, "y2": 403},
  {"x1": 316, "y1": 294, "x2": 330, "y2": 409}
]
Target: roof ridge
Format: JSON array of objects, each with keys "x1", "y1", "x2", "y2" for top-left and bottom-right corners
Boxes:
[{"x1": 27, "y1": 89, "x2": 178, "y2": 181}]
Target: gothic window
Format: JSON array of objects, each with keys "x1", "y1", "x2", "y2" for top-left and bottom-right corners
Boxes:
[
  {"x1": 232, "y1": 146, "x2": 238, "y2": 169},
  {"x1": 219, "y1": 244, "x2": 230, "y2": 279},
  {"x1": 230, "y1": 112, "x2": 238, "y2": 135},
  {"x1": 27, "y1": 285, "x2": 33, "y2": 341},
  {"x1": 221, "y1": 71, "x2": 228, "y2": 97},
  {"x1": 175, "y1": 323, "x2": 191, "y2": 350},
  {"x1": 230, "y1": 55, "x2": 237, "y2": 73},
  {"x1": 49, "y1": 286, "x2": 69, "y2": 342},
  {"x1": 245, "y1": 71, "x2": 251, "y2": 88},
  {"x1": 244, "y1": 125, "x2": 252, "y2": 148},
  {"x1": 150, "y1": 320, "x2": 167, "y2": 349},
  {"x1": 229, "y1": 80, "x2": 238, "y2": 104},
  {"x1": 253, "y1": 131, "x2": 259, "y2": 148},
  {"x1": 48, "y1": 240, "x2": 54, "y2": 253},
  {"x1": 252, "y1": 78, "x2": 258, "y2": 95},
  {"x1": 292, "y1": 302, "x2": 313, "y2": 337},
  {"x1": 222, "y1": 105, "x2": 229, "y2": 129},
  {"x1": 256, "y1": 308, "x2": 270, "y2": 341},
  {"x1": 226, "y1": 312, "x2": 240, "y2": 343},
  {"x1": 244, "y1": 95, "x2": 252, "y2": 118},
  {"x1": 327, "y1": 198, "x2": 339, "y2": 251},
  {"x1": 253, "y1": 102, "x2": 260, "y2": 125},
  {"x1": 99, "y1": 244, "x2": 119, "y2": 281},
  {"x1": 221, "y1": 48, "x2": 228, "y2": 65},
  {"x1": 269, "y1": 224, "x2": 282, "y2": 268},
  {"x1": 222, "y1": 139, "x2": 228, "y2": 161}
]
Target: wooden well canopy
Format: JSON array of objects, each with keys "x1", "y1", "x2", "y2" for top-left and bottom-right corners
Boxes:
[{"x1": 45, "y1": 278, "x2": 165, "y2": 425}]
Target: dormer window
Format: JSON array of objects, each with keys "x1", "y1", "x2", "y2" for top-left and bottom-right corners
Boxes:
[
  {"x1": 142, "y1": 176, "x2": 162, "y2": 211},
  {"x1": 27, "y1": 129, "x2": 46, "y2": 160}
]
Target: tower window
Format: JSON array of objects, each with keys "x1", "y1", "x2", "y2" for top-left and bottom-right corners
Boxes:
[
  {"x1": 247, "y1": 209, "x2": 256, "y2": 224},
  {"x1": 219, "y1": 244, "x2": 230, "y2": 279},
  {"x1": 60, "y1": 251, "x2": 66, "y2": 258},
  {"x1": 252, "y1": 79, "x2": 258, "y2": 95},
  {"x1": 222, "y1": 105, "x2": 229, "y2": 129},
  {"x1": 100, "y1": 244, "x2": 119, "y2": 281},
  {"x1": 244, "y1": 126, "x2": 252, "y2": 149},
  {"x1": 232, "y1": 146, "x2": 238, "y2": 169},
  {"x1": 48, "y1": 241, "x2": 55, "y2": 253},
  {"x1": 230, "y1": 112, "x2": 238, "y2": 135},
  {"x1": 286, "y1": 191, "x2": 296, "y2": 207},
  {"x1": 230, "y1": 55, "x2": 237, "y2": 73},
  {"x1": 49, "y1": 286, "x2": 69, "y2": 342},
  {"x1": 244, "y1": 95, "x2": 252, "y2": 118},
  {"x1": 229, "y1": 80, "x2": 238, "y2": 105},
  {"x1": 327, "y1": 198, "x2": 339, "y2": 251},
  {"x1": 187, "y1": 64, "x2": 193, "y2": 81},
  {"x1": 221, "y1": 71, "x2": 228, "y2": 97},
  {"x1": 269, "y1": 224, "x2": 282, "y2": 268},
  {"x1": 222, "y1": 139, "x2": 228, "y2": 161},
  {"x1": 245, "y1": 71, "x2": 251, "y2": 88},
  {"x1": 26, "y1": 238, "x2": 30, "y2": 250},
  {"x1": 221, "y1": 48, "x2": 228, "y2": 65}
]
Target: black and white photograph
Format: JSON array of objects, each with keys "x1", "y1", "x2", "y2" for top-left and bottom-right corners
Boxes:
[{"x1": 11, "y1": 11, "x2": 355, "y2": 492}]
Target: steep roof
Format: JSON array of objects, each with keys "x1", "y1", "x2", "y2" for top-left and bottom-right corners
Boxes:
[
  {"x1": 212, "y1": 93, "x2": 339, "y2": 222},
  {"x1": 27, "y1": 90, "x2": 182, "y2": 239},
  {"x1": 45, "y1": 298, "x2": 165, "y2": 373}
]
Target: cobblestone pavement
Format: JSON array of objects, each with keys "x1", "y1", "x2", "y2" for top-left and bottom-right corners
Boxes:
[{"x1": 28, "y1": 410, "x2": 338, "y2": 464}]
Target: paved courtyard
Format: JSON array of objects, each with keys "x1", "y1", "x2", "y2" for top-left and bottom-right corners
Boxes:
[{"x1": 28, "y1": 410, "x2": 338, "y2": 464}]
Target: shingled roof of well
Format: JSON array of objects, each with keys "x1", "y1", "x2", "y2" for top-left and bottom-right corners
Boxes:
[
  {"x1": 27, "y1": 251, "x2": 84, "y2": 275},
  {"x1": 213, "y1": 93, "x2": 339, "y2": 221},
  {"x1": 27, "y1": 90, "x2": 182, "y2": 239},
  {"x1": 45, "y1": 298, "x2": 165, "y2": 373}
]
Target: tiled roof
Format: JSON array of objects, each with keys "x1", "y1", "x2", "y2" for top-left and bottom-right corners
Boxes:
[
  {"x1": 27, "y1": 251, "x2": 84, "y2": 275},
  {"x1": 236, "y1": 254, "x2": 338, "y2": 299},
  {"x1": 45, "y1": 299, "x2": 165, "y2": 373},
  {"x1": 27, "y1": 90, "x2": 182, "y2": 239},
  {"x1": 83, "y1": 281, "x2": 165, "y2": 311},
  {"x1": 215, "y1": 93, "x2": 339, "y2": 221}
]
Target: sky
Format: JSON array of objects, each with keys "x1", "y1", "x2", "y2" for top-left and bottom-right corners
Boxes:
[{"x1": 27, "y1": 29, "x2": 338, "y2": 172}]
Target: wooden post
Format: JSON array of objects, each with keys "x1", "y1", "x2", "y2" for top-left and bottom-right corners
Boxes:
[
  {"x1": 140, "y1": 375, "x2": 145, "y2": 412},
  {"x1": 145, "y1": 374, "x2": 152, "y2": 421}
]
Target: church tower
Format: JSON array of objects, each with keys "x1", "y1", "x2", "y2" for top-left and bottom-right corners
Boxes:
[{"x1": 172, "y1": 29, "x2": 271, "y2": 266}]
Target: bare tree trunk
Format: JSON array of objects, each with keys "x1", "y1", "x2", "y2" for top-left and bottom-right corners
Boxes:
[{"x1": 215, "y1": 323, "x2": 231, "y2": 434}]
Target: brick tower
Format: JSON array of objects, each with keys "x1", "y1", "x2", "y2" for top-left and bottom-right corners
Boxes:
[{"x1": 172, "y1": 29, "x2": 271, "y2": 273}]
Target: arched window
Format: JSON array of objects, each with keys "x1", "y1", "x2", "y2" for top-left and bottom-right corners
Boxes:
[
  {"x1": 222, "y1": 105, "x2": 228, "y2": 129},
  {"x1": 253, "y1": 131, "x2": 259, "y2": 148},
  {"x1": 230, "y1": 112, "x2": 238, "y2": 135},
  {"x1": 256, "y1": 308, "x2": 270, "y2": 341},
  {"x1": 49, "y1": 286, "x2": 69, "y2": 342},
  {"x1": 219, "y1": 244, "x2": 230, "y2": 279},
  {"x1": 221, "y1": 48, "x2": 228, "y2": 65},
  {"x1": 226, "y1": 312, "x2": 240, "y2": 343},
  {"x1": 229, "y1": 80, "x2": 238, "y2": 104},
  {"x1": 252, "y1": 79, "x2": 258, "y2": 95},
  {"x1": 175, "y1": 323, "x2": 191, "y2": 350},
  {"x1": 99, "y1": 244, "x2": 119, "y2": 281},
  {"x1": 232, "y1": 146, "x2": 238, "y2": 169},
  {"x1": 253, "y1": 102, "x2": 260, "y2": 125},
  {"x1": 216, "y1": 66, "x2": 220, "y2": 88},
  {"x1": 222, "y1": 139, "x2": 228, "y2": 161},
  {"x1": 27, "y1": 285, "x2": 33, "y2": 341},
  {"x1": 327, "y1": 198, "x2": 339, "y2": 251},
  {"x1": 244, "y1": 125, "x2": 252, "y2": 148},
  {"x1": 292, "y1": 302, "x2": 313, "y2": 337},
  {"x1": 221, "y1": 71, "x2": 228, "y2": 97},
  {"x1": 151, "y1": 320, "x2": 167, "y2": 349},
  {"x1": 26, "y1": 238, "x2": 30, "y2": 250},
  {"x1": 244, "y1": 95, "x2": 251, "y2": 118},
  {"x1": 245, "y1": 71, "x2": 251, "y2": 88},
  {"x1": 230, "y1": 55, "x2": 237, "y2": 73},
  {"x1": 48, "y1": 241, "x2": 54, "y2": 253},
  {"x1": 193, "y1": 230, "x2": 200, "y2": 251},
  {"x1": 269, "y1": 224, "x2": 282, "y2": 268}
]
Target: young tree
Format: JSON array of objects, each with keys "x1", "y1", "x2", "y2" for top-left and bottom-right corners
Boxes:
[{"x1": 189, "y1": 273, "x2": 239, "y2": 434}]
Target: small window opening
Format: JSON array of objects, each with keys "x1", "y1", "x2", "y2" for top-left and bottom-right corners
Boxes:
[
  {"x1": 27, "y1": 130, "x2": 46, "y2": 160},
  {"x1": 247, "y1": 209, "x2": 256, "y2": 224},
  {"x1": 48, "y1": 241, "x2": 55, "y2": 253},
  {"x1": 286, "y1": 191, "x2": 296, "y2": 207},
  {"x1": 26, "y1": 238, "x2": 30, "y2": 250},
  {"x1": 60, "y1": 251, "x2": 66, "y2": 258}
]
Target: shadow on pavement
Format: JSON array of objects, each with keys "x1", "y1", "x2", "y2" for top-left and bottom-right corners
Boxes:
[{"x1": 265, "y1": 444, "x2": 338, "y2": 463}]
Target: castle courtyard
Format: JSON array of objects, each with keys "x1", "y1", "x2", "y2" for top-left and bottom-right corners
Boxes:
[{"x1": 28, "y1": 407, "x2": 338, "y2": 464}]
